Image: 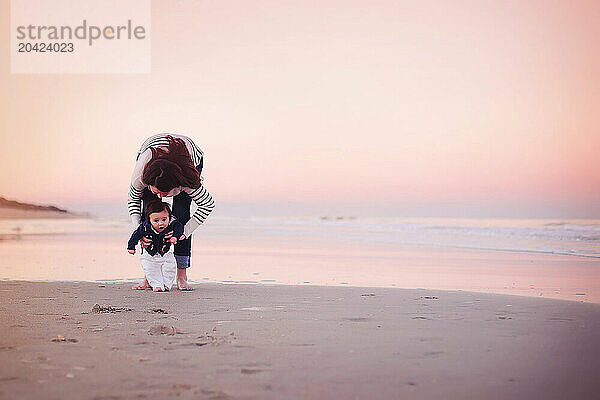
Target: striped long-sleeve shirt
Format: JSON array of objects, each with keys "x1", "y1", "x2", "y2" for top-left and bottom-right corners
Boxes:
[{"x1": 127, "y1": 134, "x2": 215, "y2": 238}]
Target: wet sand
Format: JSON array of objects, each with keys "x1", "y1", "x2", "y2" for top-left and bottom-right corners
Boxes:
[
  {"x1": 1, "y1": 281, "x2": 599, "y2": 399},
  {"x1": 1, "y1": 227, "x2": 599, "y2": 303}
]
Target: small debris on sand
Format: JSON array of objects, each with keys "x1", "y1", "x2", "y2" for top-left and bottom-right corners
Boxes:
[
  {"x1": 173, "y1": 383, "x2": 192, "y2": 390},
  {"x1": 241, "y1": 368, "x2": 263, "y2": 374},
  {"x1": 92, "y1": 304, "x2": 132, "y2": 313},
  {"x1": 51, "y1": 335, "x2": 78, "y2": 343}
]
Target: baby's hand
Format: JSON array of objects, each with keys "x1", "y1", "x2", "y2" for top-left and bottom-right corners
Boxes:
[
  {"x1": 169, "y1": 237, "x2": 177, "y2": 244},
  {"x1": 128, "y1": 249, "x2": 136, "y2": 254}
]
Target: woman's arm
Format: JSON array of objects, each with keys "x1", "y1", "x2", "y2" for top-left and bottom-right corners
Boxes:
[
  {"x1": 127, "y1": 184, "x2": 144, "y2": 227},
  {"x1": 127, "y1": 150, "x2": 151, "y2": 227},
  {"x1": 181, "y1": 184, "x2": 215, "y2": 238}
]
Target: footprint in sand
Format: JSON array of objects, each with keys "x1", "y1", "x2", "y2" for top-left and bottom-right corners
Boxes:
[
  {"x1": 344, "y1": 317, "x2": 372, "y2": 322},
  {"x1": 147, "y1": 325, "x2": 177, "y2": 336},
  {"x1": 422, "y1": 351, "x2": 444, "y2": 358},
  {"x1": 197, "y1": 389, "x2": 230, "y2": 400}
]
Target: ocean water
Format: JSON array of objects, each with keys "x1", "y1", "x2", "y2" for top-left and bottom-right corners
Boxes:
[
  {"x1": 0, "y1": 216, "x2": 599, "y2": 302},
  {"x1": 206, "y1": 216, "x2": 600, "y2": 259}
]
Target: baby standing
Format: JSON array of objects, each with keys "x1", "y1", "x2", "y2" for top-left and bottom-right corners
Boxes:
[{"x1": 127, "y1": 201, "x2": 184, "y2": 291}]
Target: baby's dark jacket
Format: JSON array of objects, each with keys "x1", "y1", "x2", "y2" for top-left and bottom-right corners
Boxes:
[{"x1": 127, "y1": 216, "x2": 184, "y2": 256}]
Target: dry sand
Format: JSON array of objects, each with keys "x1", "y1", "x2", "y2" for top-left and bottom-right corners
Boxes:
[{"x1": 0, "y1": 281, "x2": 599, "y2": 400}]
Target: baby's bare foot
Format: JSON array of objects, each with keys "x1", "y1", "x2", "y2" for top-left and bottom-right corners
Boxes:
[{"x1": 132, "y1": 279, "x2": 151, "y2": 290}]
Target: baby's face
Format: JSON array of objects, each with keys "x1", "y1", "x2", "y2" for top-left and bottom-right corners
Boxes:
[{"x1": 148, "y1": 209, "x2": 170, "y2": 232}]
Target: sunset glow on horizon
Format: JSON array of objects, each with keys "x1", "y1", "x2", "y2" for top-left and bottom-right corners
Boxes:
[{"x1": 1, "y1": 0, "x2": 598, "y2": 217}]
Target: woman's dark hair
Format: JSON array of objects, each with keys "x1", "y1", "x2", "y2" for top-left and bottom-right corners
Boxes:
[
  {"x1": 145, "y1": 201, "x2": 172, "y2": 221},
  {"x1": 142, "y1": 135, "x2": 201, "y2": 192}
]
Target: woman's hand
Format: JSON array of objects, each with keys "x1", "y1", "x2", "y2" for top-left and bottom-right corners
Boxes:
[
  {"x1": 163, "y1": 230, "x2": 174, "y2": 242},
  {"x1": 139, "y1": 237, "x2": 152, "y2": 248}
]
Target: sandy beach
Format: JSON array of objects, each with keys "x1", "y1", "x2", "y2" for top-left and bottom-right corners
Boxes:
[
  {"x1": 3, "y1": 0, "x2": 599, "y2": 398},
  {"x1": 1, "y1": 281, "x2": 599, "y2": 399}
]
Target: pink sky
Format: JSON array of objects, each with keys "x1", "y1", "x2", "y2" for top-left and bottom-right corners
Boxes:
[{"x1": 1, "y1": 0, "x2": 599, "y2": 217}]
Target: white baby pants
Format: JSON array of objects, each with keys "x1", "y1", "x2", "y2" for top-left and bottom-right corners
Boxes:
[{"x1": 140, "y1": 251, "x2": 177, "y2": 290}]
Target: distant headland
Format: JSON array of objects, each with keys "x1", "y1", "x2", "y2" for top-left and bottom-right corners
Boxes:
[{"x1": 0, "y1": 196, "x2": 86, "y2": 219}]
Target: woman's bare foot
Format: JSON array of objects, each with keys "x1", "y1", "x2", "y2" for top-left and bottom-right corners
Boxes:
[
  {"x1": 153, "y1": 286, "x2": 163, "y2": 292},
  {"x1": 176, "y1": 269, "x2": 195, "y2": 291},
  {"x1": 132, "y1": 278, "x2": 150, "y2": 290}
]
